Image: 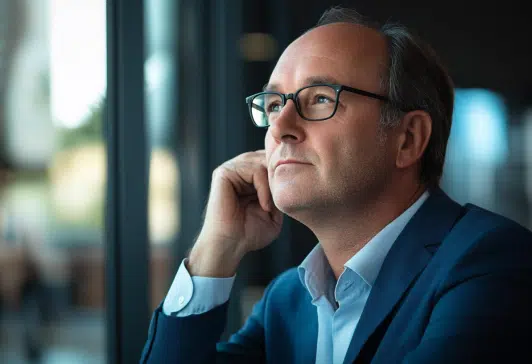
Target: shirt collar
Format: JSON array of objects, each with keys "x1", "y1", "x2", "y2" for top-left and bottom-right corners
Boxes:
[
  {"x1": 298, "y1": 244, "x2": 335, "y2": 301},
  {"x1": 298, "y1": 191, "x2": 430, "y2": 297}
]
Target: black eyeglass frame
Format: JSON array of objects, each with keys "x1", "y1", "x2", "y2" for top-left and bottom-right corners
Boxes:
[{"x1": 245, "y1": 83, "x2": 394, "y2": 128}]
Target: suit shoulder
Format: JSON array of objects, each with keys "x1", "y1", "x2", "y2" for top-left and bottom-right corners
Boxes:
[
  {"x1": 438, "y1": 203, "x2": 532, "y2": 280},
  {"x1": 460, "y1": 203, "x2": 531, "y2": 238},
  {"x1": 268, "y1": 267, "x2": 303, "y2": 292}
]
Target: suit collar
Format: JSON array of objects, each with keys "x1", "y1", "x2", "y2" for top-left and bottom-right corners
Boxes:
[
  {"x1": 343, "y1": 187, "x2": 463, "y2": 364},
  {"x1": 344, "y1": 190, "x2": 430, "y2": 287}
]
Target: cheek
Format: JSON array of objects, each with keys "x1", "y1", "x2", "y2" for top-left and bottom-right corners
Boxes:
[{"x1": 330, "y1": 125, "x2": 379, "y2": 171}]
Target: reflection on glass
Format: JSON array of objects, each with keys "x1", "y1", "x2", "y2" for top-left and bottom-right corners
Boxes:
[
  {"x1": 1, "y1": 1, "x2": 106, "y2": 363},
  {"x1": 442, "y1": 88, "x2": 508, "y2": 213},
  {"x1": 148, "y1": 149, "x2": 179, "y2": 245}
]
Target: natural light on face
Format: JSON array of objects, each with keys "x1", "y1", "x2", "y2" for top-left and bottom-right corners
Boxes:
[{"x1": 49, "y1": 0, "x2": 107, "y2": 129}]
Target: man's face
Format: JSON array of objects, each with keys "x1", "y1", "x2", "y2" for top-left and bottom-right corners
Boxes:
[{"x1": 265, "y1": 23, "x2": 397, "y2": 217}]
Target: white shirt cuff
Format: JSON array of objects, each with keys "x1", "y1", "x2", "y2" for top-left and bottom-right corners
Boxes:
[{"x1": 162, "y1": 258, "x2": 235, "y2": 316}]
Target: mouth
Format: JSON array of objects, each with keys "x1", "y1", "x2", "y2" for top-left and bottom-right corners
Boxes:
[{"x1": 274, "y1": 159, "x2": 312, "y2": 170}]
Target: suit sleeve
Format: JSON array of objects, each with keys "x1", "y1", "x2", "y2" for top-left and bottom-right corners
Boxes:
[
  {"x1": 140, "y1": 274, "x2": 280, "y2": 364},
  {"x1": 404, "y1": 225, "x2": 532, "y2": 363}
]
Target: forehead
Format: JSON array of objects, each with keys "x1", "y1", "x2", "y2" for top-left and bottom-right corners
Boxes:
[{"x1": 268, "y1": 23, "x2": 388, "y2": 92}]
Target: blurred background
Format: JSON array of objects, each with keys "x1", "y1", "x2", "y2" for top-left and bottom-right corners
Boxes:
[{"x1": 0, "y1": 0, "x2": 530, "y2": 363}]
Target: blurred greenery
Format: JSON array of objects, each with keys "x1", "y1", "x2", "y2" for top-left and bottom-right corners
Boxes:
[{"x1": 50, "y1": 98, "x2": 106, "y2": 234}]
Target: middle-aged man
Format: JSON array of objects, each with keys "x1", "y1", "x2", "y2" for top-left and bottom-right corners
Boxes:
[{"x1": 141, "y1": 6, "x2": 532, "y2": 364}]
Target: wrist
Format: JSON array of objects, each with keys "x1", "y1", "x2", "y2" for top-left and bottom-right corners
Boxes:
[{"x1": 187, "y1": 238, "x2": 245, "y2": 277}]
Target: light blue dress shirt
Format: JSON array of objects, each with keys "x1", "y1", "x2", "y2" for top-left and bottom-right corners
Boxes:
[{"x1": 163, "y1": 191, "x2": 429, "y2": 363}]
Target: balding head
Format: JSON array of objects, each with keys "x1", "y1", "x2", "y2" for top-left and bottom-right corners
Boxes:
[{"x1": 269, "y1": 22, "x2": 389, "y2": 96}]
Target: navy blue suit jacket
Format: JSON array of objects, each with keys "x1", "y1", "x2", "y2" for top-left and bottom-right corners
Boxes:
[{"x1": 141, "y1": 188, "x2": 532, "y2": 363}]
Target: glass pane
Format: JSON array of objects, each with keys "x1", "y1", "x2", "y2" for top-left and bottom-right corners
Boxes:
[
  {"x1": 1, "y1": 0, "x2": 107, "y2": 363},
  {"x1": 145, "y1": 0, "x2": 179, "y2": 310}
]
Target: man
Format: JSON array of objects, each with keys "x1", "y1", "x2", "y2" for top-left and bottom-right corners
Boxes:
[{"x1": 141, "y1": 7, "x2": 532, "y2": 364}]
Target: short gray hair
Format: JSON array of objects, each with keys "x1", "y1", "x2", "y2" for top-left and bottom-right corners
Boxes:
[{"x1": 316, "y1": 7, "x2": 454, "y2": 187}]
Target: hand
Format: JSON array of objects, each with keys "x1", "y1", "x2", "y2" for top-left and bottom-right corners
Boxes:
[{"x1": 188, "y1": 150, "x2": 283, "y2": 277}]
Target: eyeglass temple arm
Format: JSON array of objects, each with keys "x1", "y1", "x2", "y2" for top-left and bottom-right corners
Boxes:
[
  {"x1": 342, "y1": 86, "x2": 409, "y2": 112},
  {"x1": 251, "y1": 103, "x2": 266, "y2": 113},
  {"x1": 342, "y1": 85, "x2": 388, "y2": 101}
]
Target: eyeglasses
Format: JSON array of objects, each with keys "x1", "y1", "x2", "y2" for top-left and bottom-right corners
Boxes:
[{"x1": 245, "y1": 83, "x2": 390, "y2": 128}]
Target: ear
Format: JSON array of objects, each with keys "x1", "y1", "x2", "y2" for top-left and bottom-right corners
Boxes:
[{"x1": 395, "y1": 111, "x2": 432, "y2": 170}]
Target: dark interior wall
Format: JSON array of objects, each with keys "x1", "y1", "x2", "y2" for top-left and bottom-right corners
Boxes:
[{"x1": 245, "y1": 0, "x2": 532, "y2": 105}]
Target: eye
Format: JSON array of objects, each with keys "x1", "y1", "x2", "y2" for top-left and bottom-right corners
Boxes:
[
  {"x1": 267, "y1": 101, "x2": 283, "y2": 113},
  {"x1": 314, "y1": 95, "x2": 334, "y2": 104}
]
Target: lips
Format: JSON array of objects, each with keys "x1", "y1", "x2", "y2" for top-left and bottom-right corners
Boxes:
[{"x1": 274, "y1": 159, "x2": 311, "y2": 170}]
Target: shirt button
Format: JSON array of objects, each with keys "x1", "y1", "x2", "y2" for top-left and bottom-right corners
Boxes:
[{"x1": 178, "y1": 296, "x2": 185, "y2": 305}]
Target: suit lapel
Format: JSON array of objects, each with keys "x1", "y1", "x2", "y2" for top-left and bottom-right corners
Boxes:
[{"x1": 343, "y1": 188, "x2": 463, "y2": 364}]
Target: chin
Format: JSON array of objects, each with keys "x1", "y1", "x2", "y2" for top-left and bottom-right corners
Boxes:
[
  {"x1": 272, "y1": 190, "x2": 312, "y2": 217},
  {"x1": 271, "y1": 176, "x2": 321, "y2": 213}
]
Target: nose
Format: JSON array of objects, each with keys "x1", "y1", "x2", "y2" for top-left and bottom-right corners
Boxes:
[{"x1": 267, "y1": 100, "x2": 305, "y2": 144}]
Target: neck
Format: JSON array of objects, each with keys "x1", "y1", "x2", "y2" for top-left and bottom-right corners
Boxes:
[{"x1": 303, "y1": 183, "x2": 427, "y2": 279}]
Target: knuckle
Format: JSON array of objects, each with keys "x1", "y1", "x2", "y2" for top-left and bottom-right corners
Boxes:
[
  {"x1": 240, "y1": 151, "x2": 255, "y2": 160},
  {"x1": 212, "y1": 165, "x2": 227, "y2": 179},
  {"x1": 213, "y1": 152, "x2": 266, "y2": 181}
]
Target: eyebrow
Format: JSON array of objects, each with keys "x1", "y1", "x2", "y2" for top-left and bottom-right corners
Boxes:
[{"x1": 263, "y1": 76, "x2": 342, "y2": 92}]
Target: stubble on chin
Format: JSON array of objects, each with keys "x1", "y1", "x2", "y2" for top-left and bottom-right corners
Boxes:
[{"x1": 271, "y1": 178, "x2": 317, "y2": 216}]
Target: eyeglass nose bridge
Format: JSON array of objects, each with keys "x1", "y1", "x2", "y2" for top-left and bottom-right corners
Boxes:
[
  {"x1": 283, "y1": 93, "x2": 295, "y2": 104},
  {"x1": 281, "y1": 93, "x2": 300, "y2": 113},
  {"x1": 276, "y1": 93, "x2": 303, "y2": 121}
]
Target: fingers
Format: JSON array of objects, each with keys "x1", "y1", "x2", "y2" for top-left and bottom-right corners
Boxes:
[
  {"x1": 253, "y1": 166, "x2": 272, "y2": 212},
  {"x1": 217, "y1": 150, "x2": 272, "y2": 211}
]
